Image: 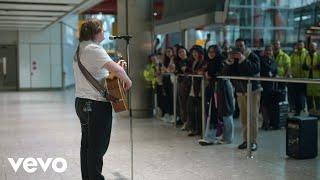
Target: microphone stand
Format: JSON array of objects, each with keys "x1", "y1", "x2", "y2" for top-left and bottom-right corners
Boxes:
[
  {"x1": 123, "y1": 35, "x2": 134, "y2": 180},
  {"x1": 123, "y1": 1, "x2": 133, "y2": 179},
  {"x1": 112, "y1": 35, "x2": 133, "y2": 179}
]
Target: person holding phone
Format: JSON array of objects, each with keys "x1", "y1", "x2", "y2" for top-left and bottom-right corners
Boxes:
[{"x1": 224, "y1": 38, "x2": 261, "y2": 151}]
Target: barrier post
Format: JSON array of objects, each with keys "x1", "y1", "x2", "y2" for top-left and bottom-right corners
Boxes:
[
  {"x1": 201, "y1": 76, "x2": 206, "y2": 139},
  {"x1": 247, "y1": 80, "x2": 253, "y2": 158},
  {"x1": 173, "y1": 74, "x2": 177, "y2": 127}
]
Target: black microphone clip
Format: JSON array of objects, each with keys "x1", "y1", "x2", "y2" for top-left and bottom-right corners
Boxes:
[{"x1": 109, "y1": 35, "x2": 132, "y2": 41}]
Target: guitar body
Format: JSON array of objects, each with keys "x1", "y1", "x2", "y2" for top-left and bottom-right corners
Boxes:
[{"x1": 105, "y1": 77, "x2": 128, "y2": 112}]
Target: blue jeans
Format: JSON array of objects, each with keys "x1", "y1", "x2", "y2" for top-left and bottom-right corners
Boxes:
[
  {"x1": 222, "y1": 115, "x2": 234, "y2": 143},
  {"x1": 204, "y1": 121, "x2": 216, "y2": 143},
  {"x1": 203, "y1": 115, "x2": 234, "y2": 143}
]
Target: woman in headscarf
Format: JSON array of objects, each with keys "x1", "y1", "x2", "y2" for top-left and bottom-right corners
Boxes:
[{"x1": 198, "y1": 45, "x2": 224, "y2": 145}]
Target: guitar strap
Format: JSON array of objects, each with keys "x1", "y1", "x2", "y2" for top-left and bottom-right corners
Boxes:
[{"x1": 76, "y1": 45, "x2": 118, "y2": 103}]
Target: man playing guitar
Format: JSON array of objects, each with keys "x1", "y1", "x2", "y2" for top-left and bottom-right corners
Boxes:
[{"x1": 73, "y1": 19, "x2": 132, "y2": 180}]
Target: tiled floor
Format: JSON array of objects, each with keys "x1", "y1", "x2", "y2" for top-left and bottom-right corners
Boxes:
[{"x1": 0, "y1": 89, "x2": 319, "y2": 180}]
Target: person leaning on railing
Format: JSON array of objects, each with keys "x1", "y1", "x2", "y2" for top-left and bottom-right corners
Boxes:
[
  {"x1": 154, "y1": 54, "x2": 165, "y2": 120},
  {"x1": 143, "y1": 54, "x2": 157, "y2": 89},
  {"x1": 176, "y1": 46, "x2": 191, "y2": 130},
  {"x1": 223, "y1": 38, "x2": 261, "y2": 151},
  {"x1": 273, "y1": 40, "x2": 291, "y2": 78},
  {"x1": 161, "y1": 47, "x2": 176, "y2": 123},
  {"x1": 143, "y1": 54, "x2": 162, "y2": 119},
  {"x1": 198, "y1": 44, "x2": 225, "y2": 146},
  {"x1": 185, "y1": 45, "x2": 206, "y2": 136},
  {"x1": 216, "y1": 64, "x2": 235, "y2": 144},
  {"x1": 290, "y1": 40, "x2": 308, "y2": 116},
  {"x1": 260, "y1": 45, "x2": 278, "y2": 130},
  {"x1": 273, "y1": 40, "x2": 290, "y2": 103},
  {"x1": 303, "y1": 42, "x2": 320, "y2": 115}
]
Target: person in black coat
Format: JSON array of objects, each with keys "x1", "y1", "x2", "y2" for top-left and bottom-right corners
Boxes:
[
  {"x1": 161, "y1": 47, "x2": 176, "y2": 122},
  {"x1": 176, "y1": 46, "x2": 190, "y2": 130},
  {"x1": 186, "y1": 45, "x2": 206, "y2": 136},
  {"x1": 260, "y1": 45, "x2": 277, "y2": 130},
  {"x1": 224, "y1": 38, "x2": 261, "y2": 151},
  {"x1": 198, "y1": 45, "x2": 224, "y2": 145}
]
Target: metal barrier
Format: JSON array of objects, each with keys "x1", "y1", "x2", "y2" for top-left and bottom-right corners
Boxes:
[
  {"x1": 218, "y1": 76, "x2": 320, "y2": 158},
  {"x1": 170, "y1": 74, "x2": 320, "y2": 158}
]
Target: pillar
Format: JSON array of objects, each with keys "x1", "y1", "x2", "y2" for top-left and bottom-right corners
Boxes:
[{"x1": 117, "y1": 0, "x2": 153, "y2": 118}]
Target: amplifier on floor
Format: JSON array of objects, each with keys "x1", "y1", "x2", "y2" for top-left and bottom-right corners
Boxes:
[{"x1": 286, "y1": 116, "x2": 318, "y2": 159}]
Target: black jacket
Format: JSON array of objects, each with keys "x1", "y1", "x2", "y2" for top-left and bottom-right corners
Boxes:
[
  {"x1": 224, "y1": 51, "x2": 262, "y2": 93},
  {"x1": 260, "y1": 56, "x2": 277, "y2": 95},
  {"x1": 186, "y1": 59, "x2": 206, "y2": 97},
  {"x1": 176, "y1": 58, "x2": 188, "y2": 74},
  {"x1": 206, "y1": 55, "x2": 224, "y2": 78},
  {"x1": 217, "y1": 79, "x2": 234, "y2": 117}
]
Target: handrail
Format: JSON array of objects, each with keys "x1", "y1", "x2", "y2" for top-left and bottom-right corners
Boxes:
[
  {"x1": 217, "y1": 76, "x2": 320, "y2": 84},
  {"x1": 162, "y1": 73, "x2": 204, "y2": 78},
  {"x1": 174, "y1": 74, "x2": 320, "y2": 84},
  {"x1": 177, "y1": 74, "x2": 204, "y2": 78}
]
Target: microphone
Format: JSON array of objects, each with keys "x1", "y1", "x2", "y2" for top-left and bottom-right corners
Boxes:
[{"x1": 109, "y1": 35, "x2": 132, "y2": 40}]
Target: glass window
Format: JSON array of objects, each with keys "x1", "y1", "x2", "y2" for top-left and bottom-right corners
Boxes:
[
  {"x1": 254, "y1": 0, "x2": 276, "y2": 7},
  {"x1": 253, "y1": 8, "x2": 293, "y2": 27},
  {"x1": 316, "y1": 3, "x2": 320, "y2": 22},
  {"x1": 227, "y1": 7, "x2": 252, "y2": 27},
  {"x1": 224, "y1": 26, "x2": 252, "y2": 47},
  {"x1": 289, "y1": 1, "x2": 303, "y2": 8},
  {"x1": 229, "y1": 0, "x2": 252, "y2": 6},
  {"x1": 225, "y1": 0, "x2": 320, "y2": 50},
  {"x1": 303, "y1": 0, "x2": 316, "y2": 6}
]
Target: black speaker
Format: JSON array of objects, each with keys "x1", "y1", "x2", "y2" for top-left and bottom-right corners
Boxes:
[{"x1": 286, "y1": 116, "x2": 318, "y2": 159}]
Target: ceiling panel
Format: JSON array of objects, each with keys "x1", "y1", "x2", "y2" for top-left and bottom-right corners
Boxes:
[
  {"x1": 0, "y1": 27, "x2": 41, "y2": 31},
  {"x1": 0, "y1": 0, "x2": 102, "y2": 30},
  {"x1": 0, "y1": 16, "x2": 57, "y2": 21},
  {"x1": 0, "y1": 10, "x2": 64, "y2": 16},
  {"x1": 0, "y1": 21, "x2": 50, "y2": 25},
  {"x1": 0, "y1": 3, "x2": 73, "y2": 11},
  {"x1": 0, "y1": 24, "x2": 45, "y2": 28},
  {"x1": 0, "y1": 0, "x2": 84, "y2": 4}
]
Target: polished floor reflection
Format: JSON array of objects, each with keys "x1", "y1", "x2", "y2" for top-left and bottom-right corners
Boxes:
[{"x1": 0, "y1": 89, "x2": 319, "y2": 180}]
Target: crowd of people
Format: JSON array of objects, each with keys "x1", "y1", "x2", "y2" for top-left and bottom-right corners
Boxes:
[{"x1": 143, "y1": 38, "x2": 320, "y2": 151}]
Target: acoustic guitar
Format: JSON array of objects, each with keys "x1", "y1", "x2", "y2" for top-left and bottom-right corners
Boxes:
[
  {"x1": 104, "y1": 53, "x2": 128, "y2": 113},
  {"x1": 105, "y1": 76, "x2": 128, "y2": 113}
]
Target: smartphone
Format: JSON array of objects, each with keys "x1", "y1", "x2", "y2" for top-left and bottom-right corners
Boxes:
[
  {"x1": 231, "y1": 47, "x2": 241, "y2": 61},
  {"x1": 231, "y1": 47, "x2": 241, "y2": 54}
]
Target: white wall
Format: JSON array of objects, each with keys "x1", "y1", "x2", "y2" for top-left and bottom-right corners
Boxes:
[
  {"x1": 18, "y1": 24, "x2": 62, "y2": 89},
  {"x1": 17, "y1": 15, "x2": 79, "y2": 89},
  {"x1": 61, "y1": 14, "x2": 78, "y2": 88}
]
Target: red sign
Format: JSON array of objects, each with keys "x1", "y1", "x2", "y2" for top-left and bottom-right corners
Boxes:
[
  {"x1": 83, "y1": 0, "x2": 117, "y2": 15},
  {"x1": 153, "y1": 0, "x2": 164, "y2": 21}
]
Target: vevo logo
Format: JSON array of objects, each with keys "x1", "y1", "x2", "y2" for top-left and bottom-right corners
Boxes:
[{"x1": 8, "y1": 157, "x2": 67, "y2": 173}]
